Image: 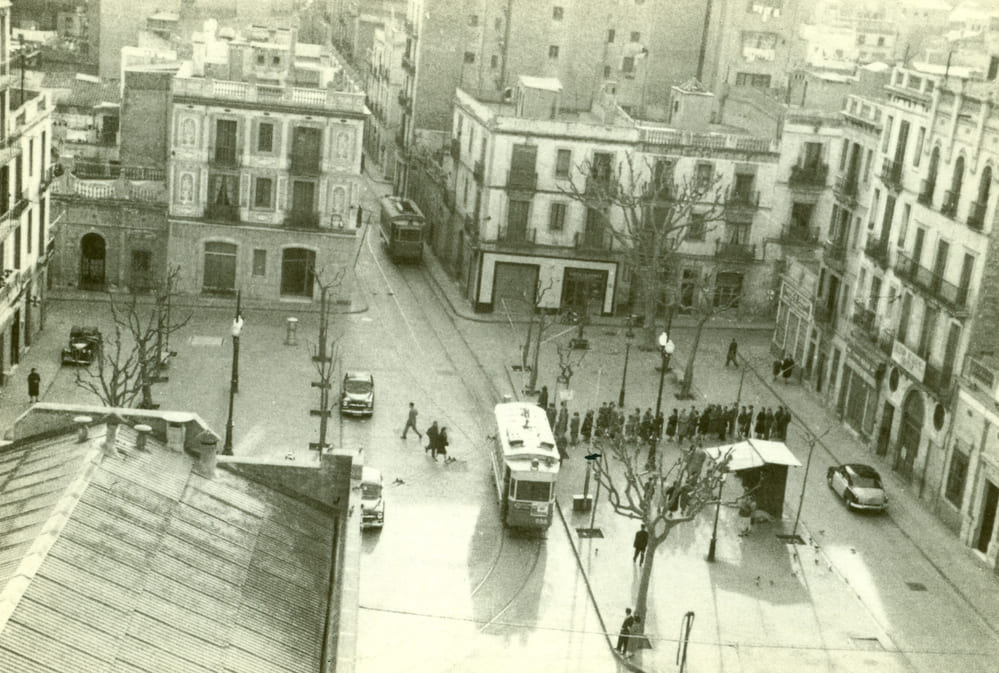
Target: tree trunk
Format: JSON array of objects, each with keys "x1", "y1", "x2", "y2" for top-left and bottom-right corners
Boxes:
[
  {"x1": 641, "y1": 277, "x2": 660, "y2": 349},
  {"x1": 633, "y1": 535, "x2": 658, "y2": 637},
  {"x1": 679, "y1": 314, "x2": 710, "y2": 399},
  {"x1": 528, "y1": 312, "x2": 546, "y2": 393}
]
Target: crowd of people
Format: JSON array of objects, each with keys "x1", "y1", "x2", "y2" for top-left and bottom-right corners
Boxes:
[{"x1": 536, "y1": 384, "x2": 793, "y2": 459}]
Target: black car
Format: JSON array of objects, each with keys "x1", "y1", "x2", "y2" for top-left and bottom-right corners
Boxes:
[
  {"x1": 340, "y1": 371, "x2": 374, "y2": 416},
  {"x1": 61, "y1": 326, "x2": 102, "y2": 365}
]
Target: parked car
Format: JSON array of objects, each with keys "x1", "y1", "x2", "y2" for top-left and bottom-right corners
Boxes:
[
  {"x1": 359, "y1": 466, "x2": 385, "y2": 530},
  {"x1": 61, "y1": 326, "x2": 103, "y2": 366},
  {"x1": 340, "y1": 371, "x2": 374, "y2": 416},
  {"x1": 826, "y1": 463, "x2": 887, "y2": 512}
]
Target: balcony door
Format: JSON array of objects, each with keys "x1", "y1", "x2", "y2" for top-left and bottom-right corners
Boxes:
[
  {"x1": 290, "y1": 181, "x2": 317, "y2": 227},
  {"x1": 506, "y1": 199, "x2": 530, "y2": 241},
  {"x1": 894, "y1": 120, "x2": 910, "y2": 167}
]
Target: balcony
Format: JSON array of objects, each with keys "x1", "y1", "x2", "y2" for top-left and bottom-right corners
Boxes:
[
  {"x1": 585, "y1": 176, "x2": 617, "y2": 199},
  {"x1": 205, "y1": 203, "x2": 240, "y2": 222},
  {"x1": 497, "y1": 226, "x2": 536, "y2": 246},
  {"x1": 851, "y1": 302, "x2": 876, "y2": 333},
  {"x1": 473, "y1": 159, "x2": 484, "y2": 184},
  {"x1": 781, "y1": 224, "x2": 819, "y2": 246},
  {"x1": 449, "y1": 138, "x2": 460, "y2": 161},
  {"x1": 789, "y1": 163, "x2": 828, "y2": 189},
  {"x1": 863, "y1": 237, "x2": 890, "y2": 269},
  {"x1": 894, "y1": 251, "x2": 969, "y2": 314},
  {"x1": 506, "y1": 169, "x2": 536, "y2": 191},
  {"x1": 725, "y1": 189, "x2": 759, "y2": 222},
  {"x1": 823, "y1": 239, "x2": 848, "y2": 267},
  {"x1": 714, "y1": 240, "x2": 756, "y2": 261},
  {"x1": 40, "y1": 164, "x2": 57, "y2": 191},
  {"x1": 834, "y1": 175, "x2": 858, "y2": 205},
  {"x1": 968, "y1": 201, "x2": 986, "y2": 231},
  {"x1": 923, "y1": 362, "x2": 955, "y2": 401},
  {"x1": 285, "y1": 211, "x2": 320, "y2": 229},
  {"x1": 941, "y1": 190, "x2": 958, "y2": 218},
  {"x1": 210, "y1": 146, "x2": 240, "y2": 168},
  {"x1": 402, "y1": 54, "x2": 415, "y2": 74},
  {"x1": 574, "y1": 229, "x2": 612, "y2": 251},
  {"x1": 917, "y1": 179, "x2": 934, "y2": 206},
  {"x1": 813, "y1": 304, "x2": 836, "y2": 328},
  {"x1": 879, "y1": 158, "x2": 903, "y2": 191},
  {"x1": 289, "y1": 154, "x2": 322, "y2": 175},
  {"x1": 172, "y1": 76, "x2": 365, "y2": 115}
]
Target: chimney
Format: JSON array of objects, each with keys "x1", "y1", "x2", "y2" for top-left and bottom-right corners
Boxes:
[
  {"x1": 74, "y1": 415, "x2": 93, "y2": 443},
  {"x1": 103, "y1": 413, "x2": 128, "y2": 457},
  {"x1": 195, "y1": 430, "x2": 219, "y2": 479},
  {"x1": 134, "y1": 423, "x2": 152, "y2": 452}
]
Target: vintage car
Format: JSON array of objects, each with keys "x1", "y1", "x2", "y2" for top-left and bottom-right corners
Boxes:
[
  {"x1": 826, "y1": 463, "x2": 888, "y2": 512},
  {"x1": 340, "y1": 371, "x2": 374, "y2": 416},
  {"x1": 359, "y1": 466, "x2": 385, "y2": 530},
  {"x1": 61, "y1": 326, "x2": 103, "y2": 366}
]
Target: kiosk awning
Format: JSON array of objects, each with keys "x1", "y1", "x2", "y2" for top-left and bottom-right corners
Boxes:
[{"x1": 703, "y1": 439, "x2": 802, "y2": 472}]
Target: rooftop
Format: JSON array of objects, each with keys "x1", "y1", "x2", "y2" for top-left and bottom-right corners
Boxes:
[{"x1": 0, "y1": 409, "x2": 350, "y2": 673}]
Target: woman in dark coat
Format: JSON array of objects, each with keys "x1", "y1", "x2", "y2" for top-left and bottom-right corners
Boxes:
[
  {"x1": 666, "y1": 409, "x2": 678, "y2": 441},
  {"x1": 538, "y1": 386, "x2": 549, "y2": 409},
  {"x1": 581, "y1": 410, "x2": 594, "y2": 442}
]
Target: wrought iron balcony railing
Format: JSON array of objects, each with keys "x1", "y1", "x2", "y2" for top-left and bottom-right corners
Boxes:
[
  {"x1": 894, "y1": 251, "x2": 969, "y2": 312},
  {"x1": 788, "y1": 162, "x2": 828, "y2": 188}
]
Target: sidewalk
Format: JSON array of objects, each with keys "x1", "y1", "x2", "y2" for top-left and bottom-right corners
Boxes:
[{"x1": 415, "y1": 242, "x2": 999, "y2": 671}]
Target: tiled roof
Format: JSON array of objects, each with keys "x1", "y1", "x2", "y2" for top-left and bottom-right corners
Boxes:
[{"x1": 0, "y1": 425, "x2": 336, "y2": 673}]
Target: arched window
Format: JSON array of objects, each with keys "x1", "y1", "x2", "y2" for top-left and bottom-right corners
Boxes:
[
  {"x1": 970, "y1": 166, "x2": 992, "y2": 231},
  {"x1": 944, "y1": 156, "x2": 964, "y2": 216}
]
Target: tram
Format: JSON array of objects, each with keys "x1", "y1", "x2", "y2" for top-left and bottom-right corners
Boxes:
[
  {"x1": 491, "y1": 402, "x2": 560, "y2": 530},
  {"x1": 379, "y1": 195, "x2": 426, "y2": 262}
]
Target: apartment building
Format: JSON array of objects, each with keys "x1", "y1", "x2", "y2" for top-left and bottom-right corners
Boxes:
[
  {"x1": 365, "y1": 17, "x2": 408, "y2": 181},
  {"x1": 166, "y1": 25, "x2": 366, "y2": 303},
  {"x1": 447, "y1": 78, "x2": 782, "y2": 317},
  {"x1": 0, "y1": 0, "x2": 55, "y2": 388}
]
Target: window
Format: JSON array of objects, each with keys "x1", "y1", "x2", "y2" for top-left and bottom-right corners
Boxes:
[
  {"x1": 464, "y1": 51, "x2": 475, "y2": 64},
  {"x1": 281, "y1": 248, "x2": 316, "y2": 297},
  {"x1": 214, "y1": 119, "x2": 238, "y2": 164},
  {"x1": 840, "y1": 138, "x2": 849, "y2": 171},
  {"x1": 877, "y1": 36, "x2": 885, "y2": 46},
  {"x1": 38, "y1": 198, "x2": 45, "y2": 255},
  {"x1": 864, "y1": 148, "x2": 873, "y2": 183},
  {"x1": 549, "y1": 202, "x2": 566, "y2": 231},
  {"x1": 882, "y1": 116, "x2": 893, "y2": 153},
  {"x1": 603, "y1": 65, "x2": 612, "y2": 78},
  {"x1": 857, "y1": 34, "x2": 866, "y2": 45},
  {"x1": 803, "y1": 142, "x2": 823, "y2": 168},
  {"x1": 622, "y1": 57, "x2": 634, "y2": 73},
  {"x1": 549, "y1": 45, "x2": 559, "y2": 59},
  {"x1": 688, "y1": 212, "x2": 706, "y2": 240},
  {"x1": 898, "y1": 203, "x2": 910, "y2": 247},
  {"x1": 254, "y1": 177, "x2": 273, "y2": 208},
  {"x1": 495, "y1": 17, "x2": 503, "y2": 31},
  {"x1": 555, "y1": 149, "x2": 571, "y2": 178},
  {"x1": 607, "y1": 29, "x2": 615, "y2": 43},
  {"x1": 253, "y1": 249, "x2": 267, "y2": 276},
  {"x1": 468, "y1": 14, "x2": 478, "y2": 26},
  {"x1": 28, "y1": 139, "x2": 33, "y2": 175},
  {"x1": 26, "y1": 209, "x2": 32, "y2": 254},
  {"x1": 714, "y1": 272, "x2": 743, "y2": 307},
  {"x1": 695, "y1": 162, "x2": 713, "y2": 191},
  {"x1": 913, "y1": 127, "x2": 925, "y2": 166},
  {"x1": 290, "y1": 126, "x2": 322, "y2": 173},
  {"x1": 203, "y1": 241, "x2": 237, "y2": 294},
  {"x1": 630, "y1": 31, "x2": 641, "y2": 42},
  {"x1": 257, "y1": 53, "x2": 265, "y2": 65},
  {"x1": 735, "y1": 72, "x2": 771, "y2": 88},
  {"x1": 272, "y1": 55, "x2": 280, "y2": 66},
  {"x1": 553, "y1": 7, "x2": 563, "y2": 20},
  {"x1": 257, "y1": 122, "x2": 274, "y2": 153},
  {"x1": 491, "y1": 54, "x2": 498, "y2": 69}
]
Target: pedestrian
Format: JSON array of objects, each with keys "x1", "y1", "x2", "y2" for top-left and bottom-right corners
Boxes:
[
  {"x1": 725, "y1": 338, "x2": 738, "y2": 367},
  {"x1": 425, "y1": 421, "x2": 440, "y2": 459},
  {"x1": 754, "y1": 409, "x2": 766, "y2": 439},
  {"x1": 438, "y1": 426, "x2": 452, "y2": 463},
  {"x1": 570, "y1": 411, "x2": 581, "y2": 445},
  {"x1": 401, "y1": 402, "x2": 422, "y2": 439},
  {"x1": 537, "y1": 385, "x2": 549, "y2": 409},
  {"x1": 556, "y1": 432, "x2": 568, "y2": 460},
  {"x1": 676, "y1": 409, "x2": 689, "y2": 443},
  {"x1": 653, "y1": 410, "x2": 664, "y2": 444},
  {"x1": 738, "y1": 406, "x2": 749, "y2": 439},
  {"x1": 738, "y1": 492, "x2": 757, "y2": 536},
  {"x1": 640, "y1": 409, "x2": 653, "y2": 444},
  {"x1": 666, "y1": 409, "x2": 678, "y2": 442},
  {"x1": 782, "y1": 356, "x2": 795, "y2": 384},
  {"x1": 616, "y1": 608, "x2": 635, "y2": 656},
  {"x1": 595, "y1": 403, "x2": 608, "y2": 438},
  {"x1": 27, "y1": 368, "x2": 41, "y2": 403},
  {"x1": 547, "y1": 404, "x2": 557, "y2": 430},
  {"x1": 633, "y1": 523, "x2": 649, "y2": 565},
  {"x1": 581, "y1": 410, "x2": 594, "y2": 442},
  {"x1": 764, "y1": 408, "x2": 775, "y2": 440},
  {"x1": 556, "y1": 402, "x2": 569, "y2": 438},
  {"x1": 772, "y1": 358, "x2": 782, "y2": 382}
]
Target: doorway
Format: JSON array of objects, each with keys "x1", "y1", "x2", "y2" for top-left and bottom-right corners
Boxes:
[
  {"x1": 976, "y1": 481, "x2": 999, "y2": 554},
  {"x1": 877, "y1": 402, "x2": 894, "y2": 456},
  {"x1": 80, "y1": 233, "x2": 107, "y2": 290},
  {"x1": 10, "y1": 309, "x2": 20, "y2": 366},
  {"x1": 895, "y1": 390, "x2": 924, "y2": 479}
]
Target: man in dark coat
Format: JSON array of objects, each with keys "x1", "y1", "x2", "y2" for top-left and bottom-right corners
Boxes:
[
  {"x1": 617, "y1": 609, "x2": 636, "y2": 656},
  {"x1": 782, "y1": 356, "x2": 795, "y2": 384},
  {"x1": 537, "y1": 385, "x2": 549, "y2": 409},
  {"x1": 27, "y1": 368, "x2": 41, "y2": 403},
  {"x1": 633, "y1": 524, "x2": 649, "y2": 564},
  {"x1": 725, "y1": 338, "x2": 738, "y2": 367},
  {"x1": 425, "y1": 421, "x2": 440, "y2": 459}
]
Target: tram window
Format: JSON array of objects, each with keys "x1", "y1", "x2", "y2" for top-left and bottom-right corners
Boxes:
[
  {"x1": 396, "y1": 227, "x2": 421, "y2": 241},
  {"x1": 514, "y1": 480, "x2": 551, "y2": 502}
]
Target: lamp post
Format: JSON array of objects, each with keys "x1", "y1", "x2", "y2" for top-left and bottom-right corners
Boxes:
[
  {"x1": 654, "y1": 331, "x2": 676, "y2": 418},
  {"x1": 617, "y1": 319, "x2": 636, "y2": 408},
  {"x1": 223, "y1": 303, "x2": 244, "y2": 456},
  {"x1": 707, "y1": 472, "x2": 727, "y2": 562}
]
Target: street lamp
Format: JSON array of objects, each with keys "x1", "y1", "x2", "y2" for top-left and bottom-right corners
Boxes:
[
  {"x1": 653, "y1": 331, "x2": 676, "y2": 418},
  {"x1": 223, "y1": 302, "x2": 244, "y2": 456},
  {"x1": 707, "y1": 471, "x2": 727, "y2": 562},
  {"x1": 617, "y1": 319, "x2": 636, "y2": 408}
]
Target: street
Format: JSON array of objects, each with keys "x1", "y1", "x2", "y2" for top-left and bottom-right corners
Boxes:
[{"x1": 7, "y1": 181, "x2": 999, "y2": 672}]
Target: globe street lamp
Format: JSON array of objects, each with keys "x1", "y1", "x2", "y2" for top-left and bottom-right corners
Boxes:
[
  {"x1": 707, "y1": 471, "x2": 727, "y2": 562},
  {"x1": 617, "y1": 319, "x2": 636, "y2": 408},
  {"x1": 223, "y1": 310, "x2": 244, "y2": 456},
  {"x1": 653, "y1": 331, "x2": 676, "y2": 418}
]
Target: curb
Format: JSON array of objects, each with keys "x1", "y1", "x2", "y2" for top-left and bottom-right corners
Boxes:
[{"x1": 46, "y1": 289, "x2": 371, "y2": 316}]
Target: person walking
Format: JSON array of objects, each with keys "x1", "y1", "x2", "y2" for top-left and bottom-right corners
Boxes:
[
  {"x1": 546, "y1": 404, "x2": 557, "y2": 430},
  {"x1": 537, "y1": 385, "x2": 549, "y2": 409},
  {"x1": 581, "y1": 410, "x2": 594, "y2": 442},
  {"x1": 27, "y1": 368, "x2": 41, "y2": 403},
  {"x1": 402, "y1": 402, "x2": 422, "y2": 439},
  {"x1": 633, "y1": 524, "x2": 649, "y2": 565},
  {"x1": 725, "y1": 338, "x2": 738, "y2": 367},
  {"x1": 616, "y1": 609, "x2": 635, "y2": 656},
  {"x1": 556, "y1": 402, "x2": 569, "y2": 438},
  {"x1": 772, "y1": 357, "x2": 782, "y2": 383},
  {"x1": 569, "y1": 412, "x2": 581, "y2": 445},
  {"x1": 782, "y1": 356, "x2": 795, "y2": 384},
  {"x1": 438, "y1": 426, "x2": 452, "y2": 463},
  {"x1": 425, "y1": 421, "x2": 440, "y2": 459}
]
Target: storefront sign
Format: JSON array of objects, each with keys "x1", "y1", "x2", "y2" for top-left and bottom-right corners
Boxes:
[
  {"x1": 848, "y1": 352, "x2": 881, "y2": 381},
  {"x1": 780, "y1": 281, "x2": 813, "y2": 319},
  {"x1": 892, "y1": 340, "x2": 926, "y2": 381}
]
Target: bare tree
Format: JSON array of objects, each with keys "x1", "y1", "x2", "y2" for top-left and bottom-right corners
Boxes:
[
  {"x1": 523, "y1": 278, "x2": 556, "y2": 395},
  {"x1": 591, "y1": 434, "x2": 732, "y2": 641},
  {"x1": 311, "y1": 265, "x2": 347, "y2": 363},
  {"x1": 676, "y1": 271, "x2": 743, "y2": 400},
  {"x1": 309, "y1": 331, "x2": 341, "y2": 454},
  {"x1": 560, "y1": 152, "x2": 729, "y2": 348}
]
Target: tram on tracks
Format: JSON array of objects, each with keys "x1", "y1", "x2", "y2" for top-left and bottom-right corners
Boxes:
[
  {"x1": 491, "y1": 402, "x2": 560, "y2": 530},
  {"x1": 378, "y1": 195, "x2": 425, "y2": 262}
]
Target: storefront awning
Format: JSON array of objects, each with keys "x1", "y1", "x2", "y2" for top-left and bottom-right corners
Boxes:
[{"x1": 703, "y1": 439, "x2": 802, "y2": 472}]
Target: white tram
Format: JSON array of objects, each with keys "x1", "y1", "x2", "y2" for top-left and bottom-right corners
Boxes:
[{"x1": 491, "y1": 402, "x2": 560, "y2": 530}]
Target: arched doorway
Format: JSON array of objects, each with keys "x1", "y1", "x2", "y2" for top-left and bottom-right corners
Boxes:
[
  {"x1": 80, "y1": 233, "x2": 106, "y2": 290},
  {"x1": 895, "y1": 389, "x2": 924, "y2": 479}
]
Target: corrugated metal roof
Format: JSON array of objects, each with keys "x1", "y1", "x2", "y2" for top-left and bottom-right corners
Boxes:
[{"x1": 0, "y1": 425, "x2": 335, "y2": 673}]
